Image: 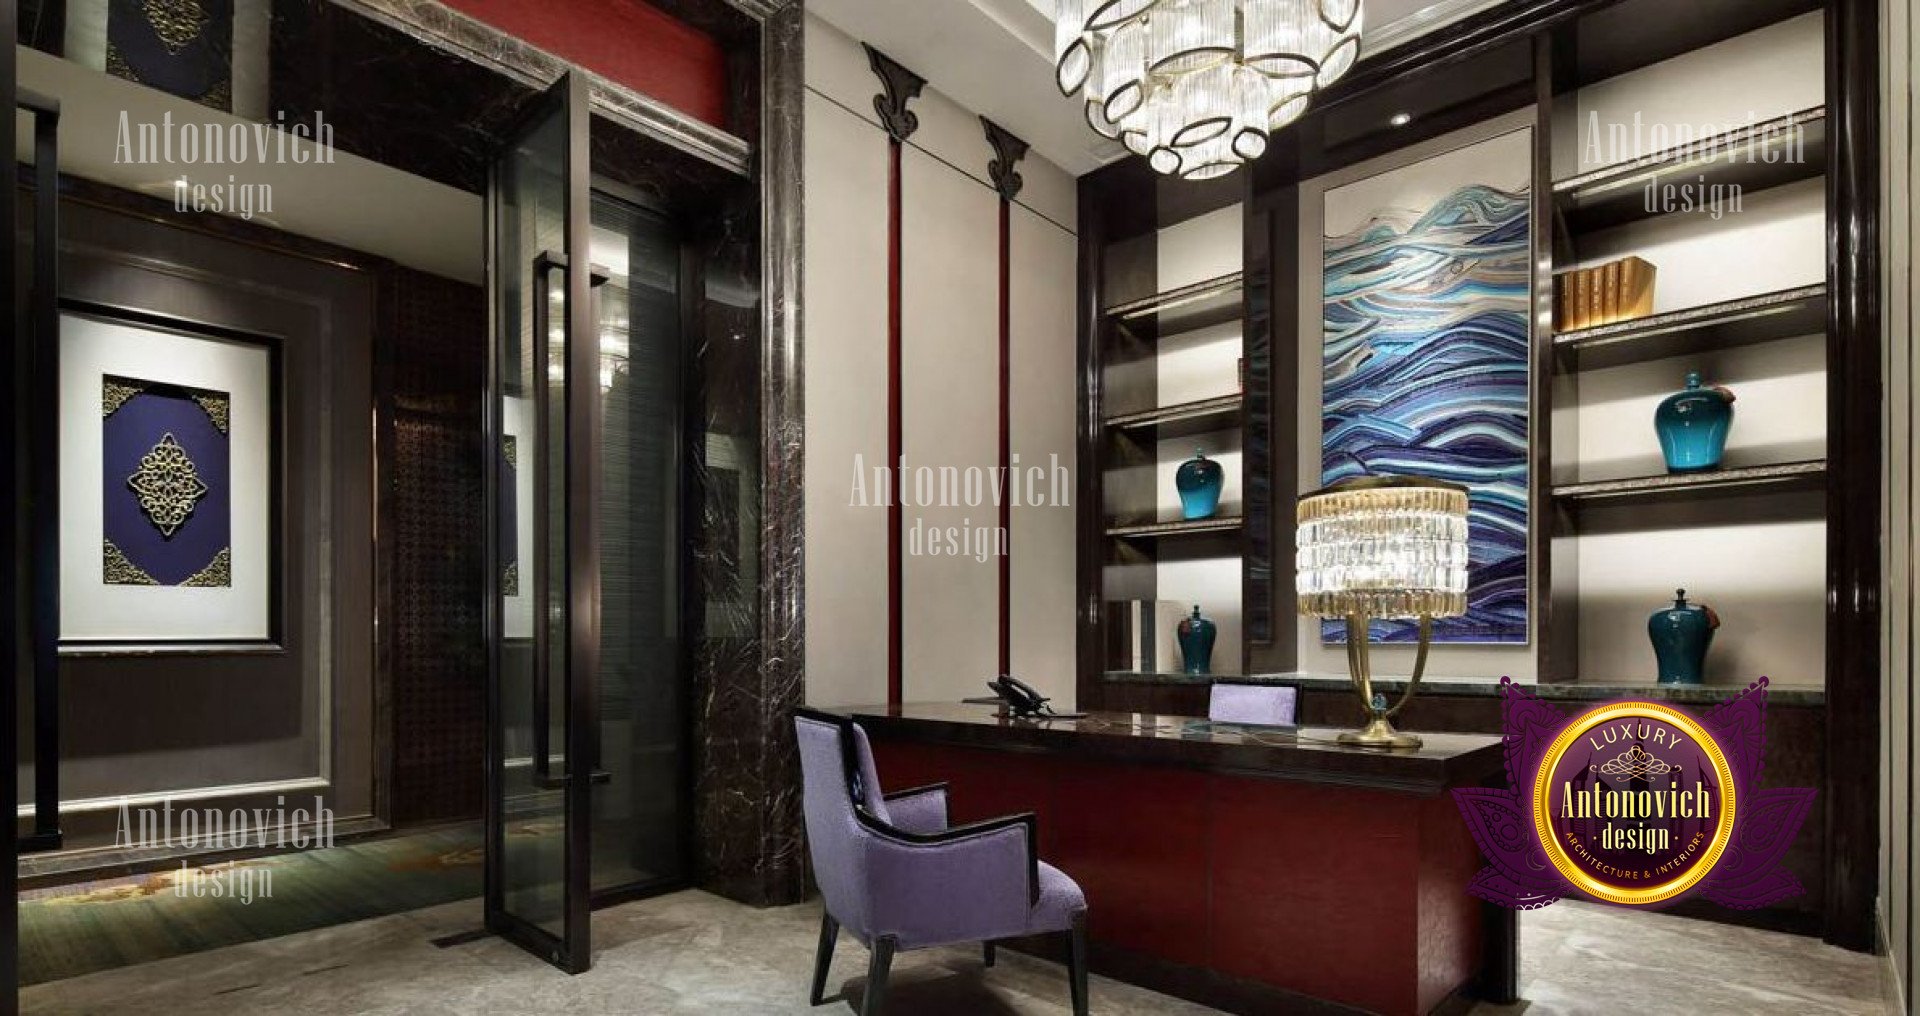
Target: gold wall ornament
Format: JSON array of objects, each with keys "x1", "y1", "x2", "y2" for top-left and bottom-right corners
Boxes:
[
  {"x1": 502, "y1": 561, "x2": 520, "y2": 598},
  {"x1": 192, "y1": 392, "x2": 231, "y2": 433},
  {"x1": 127, "y1": 432, "x2": 210, "y2": 537},
  {"x1": 181, "y1": 547, "x2": 232, "y2": 588},
  {"x1": 103, "y1": 540, "x2": 159, "y2": 586},
  {"x1": 103, "y1": 378, "x2": 148, "y2": 418},
  {"x1": 142, "y1": 0, "x2": 211, "y2": 53}
]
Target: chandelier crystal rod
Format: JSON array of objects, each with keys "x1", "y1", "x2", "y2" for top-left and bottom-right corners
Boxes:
[{"x1": 1056, "y1": 0, "x2": 1364, "y2": 180}]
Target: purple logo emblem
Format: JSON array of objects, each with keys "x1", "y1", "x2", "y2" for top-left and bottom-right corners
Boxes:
[{"x1": 1453, "y1": 678, "x2": 1814, "y2": 910}]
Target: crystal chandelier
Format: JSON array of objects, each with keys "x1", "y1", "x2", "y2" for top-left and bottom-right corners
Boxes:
[{"x1": 1055, "y1": 0, "x2": 1363, "y2": 180}]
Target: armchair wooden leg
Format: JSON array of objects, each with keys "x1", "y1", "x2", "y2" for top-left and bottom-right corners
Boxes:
[
  {"x1": 1067, "y1": 912, "x2": 1090, "y2": 1016},
  {"x1": 862, "y1": 935, "x2": 897, "y2": 1016},
  {"x1": 810, "y1": 913, "x2": 839, "y2": 1006},
  {"x1": 983, "y1": 940, "x2": 996, "y2": 968}
]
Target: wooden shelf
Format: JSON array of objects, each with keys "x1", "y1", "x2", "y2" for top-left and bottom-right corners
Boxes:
[
  {"x1": 1105, "y1": 516, "x2": 1244, "y2": 540},
  {"x1": 1552, "y1": 460, "x2": 1827, "y2": 504},
  {"x1": 1552, "y1": 285, "x2": 1827, "y2": 372},
  {"x1": 1105, "y1": 272, "x2": 1243, "y2": 337},
  {"x1": 1104, "y1": 394, "x2": 1243, "y2": 443},
  {"x1": 1553, "y1": 106, "x2": 1827, "y2": 234}
]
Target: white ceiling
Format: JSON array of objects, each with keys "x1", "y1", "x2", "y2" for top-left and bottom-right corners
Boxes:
[{"x1": 808, "y1": 0, "x2": 1506, "y2": 176}]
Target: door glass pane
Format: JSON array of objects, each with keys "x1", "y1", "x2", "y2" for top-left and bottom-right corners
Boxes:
[
  {"x1": 590, "y1": 195, "x2": 688, "y2": 892},
  {"x1": 494, "y1": 105, "x2": 570, "y2": 940}
]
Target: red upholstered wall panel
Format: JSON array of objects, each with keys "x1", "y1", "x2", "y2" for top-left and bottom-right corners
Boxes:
[{"x1": 439, "y1": 0, "x2": 728, "y2": 129}]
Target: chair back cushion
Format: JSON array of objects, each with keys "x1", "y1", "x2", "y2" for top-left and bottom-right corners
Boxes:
[
  {"x1": 1208, "y1": 683, "x2": 1298, "y2": 726},
  {"x1": 796, "y1": 714, "x2": 875, "y2": 935}
]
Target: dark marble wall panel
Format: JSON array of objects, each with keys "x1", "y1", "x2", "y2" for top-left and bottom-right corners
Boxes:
[
  {"x1": 378, "y1": 266, "x2": 486, "y2": 827},
  {"x1": 687, "y1": 1, "x2": 805, "y2": 908}
]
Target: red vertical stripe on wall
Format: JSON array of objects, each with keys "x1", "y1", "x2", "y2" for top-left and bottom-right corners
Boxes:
[
  {"x1": 887, "y1": 141, "x2": 905, "y2": 709},
  {"x1": 438, "y1": 0, "x2": 729, "y2": 129},
  {"x1": 997, "y1": 200, "x2": 1012, "y2": 679}
]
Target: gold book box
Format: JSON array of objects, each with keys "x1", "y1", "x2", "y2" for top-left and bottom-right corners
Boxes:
[{"x1": 1554, "y1": 256, "x2": 1657, "y2": 332}]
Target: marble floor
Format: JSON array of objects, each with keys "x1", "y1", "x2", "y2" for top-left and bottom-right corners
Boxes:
[{"x1": 18, "y1": 889, "x2": 1889, "y2": 1015}]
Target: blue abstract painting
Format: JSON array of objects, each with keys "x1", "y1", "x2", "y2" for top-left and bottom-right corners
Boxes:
[{"x1": 1321, "y1": 132, "x2": 1531, "y2": 644}]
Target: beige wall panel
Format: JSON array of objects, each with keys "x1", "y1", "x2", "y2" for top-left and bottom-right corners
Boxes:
[
  {"x1": 900, "y1": 147, "x2": 1002, "y2": 704},
  {"x1": 1009, "y1": 205, "x2": 1080, "y2": 705},
  {"x1": 802, "y1": 91, "x2": 892, "y2": 708}
]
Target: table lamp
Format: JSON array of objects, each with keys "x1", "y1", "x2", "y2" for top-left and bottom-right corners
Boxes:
[{"x1": 1296, "y1": 476, "x2": 1472, "y2": 750}]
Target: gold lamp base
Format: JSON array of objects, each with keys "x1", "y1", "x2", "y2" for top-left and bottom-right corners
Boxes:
[
  {"x1": 1337, "y1": 716, "x2": 1423, "y2": 751},
  {"x1": 1334, "y1": 613, "x2": 1434, "y2": 752}
]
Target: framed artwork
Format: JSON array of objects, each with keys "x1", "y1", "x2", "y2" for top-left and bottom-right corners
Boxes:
[
  {"x1": 1320, "y1": 127, "x2": 1533, "y2": 645},
  {"x1": 60, "y1": 309, "x2": 277, "y2": 644}
]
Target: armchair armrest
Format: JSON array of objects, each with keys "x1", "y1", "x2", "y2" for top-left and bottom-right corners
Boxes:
[
  {"x1": 855, "y1": 805, "x2": 1041, "y2": 906},
  {"x1": 881, "y1": 782, "x2": 949, "y2": 834}
]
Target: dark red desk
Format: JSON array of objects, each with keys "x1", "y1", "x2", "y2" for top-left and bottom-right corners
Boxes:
[{"x1": 841, "y1": 703, "x2": 1511, "y2": 1016}]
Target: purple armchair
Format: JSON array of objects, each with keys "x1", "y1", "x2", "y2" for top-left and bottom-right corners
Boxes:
[{"x1": 795, "y1": 709, "x2": 1089, "y2": 1015}]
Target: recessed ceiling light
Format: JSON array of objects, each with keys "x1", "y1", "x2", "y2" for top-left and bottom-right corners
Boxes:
[{"x1": 1389, "y1": 112, "x2": 1413, "y2": 127}]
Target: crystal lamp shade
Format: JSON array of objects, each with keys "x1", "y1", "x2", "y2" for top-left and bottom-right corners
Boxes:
[
  {"x1": 1056, "y1": 0, "x2": 1364, "y2": 180},
  {"x1": 1295, "y1": 476, "x2": 1471, "y2": 620}
]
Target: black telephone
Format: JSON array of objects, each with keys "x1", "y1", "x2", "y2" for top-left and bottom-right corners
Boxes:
[{"x1": 987, "y1": 676, "x2": 1086, "y2": 720}]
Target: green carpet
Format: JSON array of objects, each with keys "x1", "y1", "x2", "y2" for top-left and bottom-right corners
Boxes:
[{"x1": 19, "y1": 823, "x2": 487, "y2": 986}]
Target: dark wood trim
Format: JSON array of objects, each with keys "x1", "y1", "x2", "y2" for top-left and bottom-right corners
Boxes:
[
  {"x1": 1074, "y1": 176, "x2": 1102, "y2": 709},
  {"x1": 1314, "y1": 0, "x2": 1599, "y2": 113},
  {"x1": 862, "y1": 43, "x2": 926, "y2": 144},
  {"x1": 881, "y1": 781, "x2": 950, "y2": 803},
  {"x1": 981, "y1": 117, "x2": 1030, "y2": 203},
  {"x1": 985, "y1": 116, "x2": 1028, "y2": 681},
  {"x1": 1531, "y1": 36, "x2": 1577, "y2": 684},
  {"x1": 865, "y1": 45, "x2": 923, "y2": 708},
  {"x1": 1822, "y1": 0, "x2": 1882, "y2": 953},
  {"x1": 998, "y1": 197, "x2": 1013, "y2": 679},
  {"x1": 887, "y1": 137, "x2": 905, "y2": 709}
]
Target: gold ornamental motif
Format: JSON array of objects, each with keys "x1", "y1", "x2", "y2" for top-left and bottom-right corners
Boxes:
[
  {"x1": 192, "y1": 392, "x2": 231, "y2": 433},
  {"x1": 127, "y1": 433, "x2": 210, "y2": 537},
  {"x1": 103, "y1": 540, "x2": 159, "y2": 586},
  {"x1": 502, "y1": 561, "x2": 520, "y2": 598},
  {"x1": 502, "y1": 435, "x2": 518, "y2": 468},
  {"x1": 103, "y1": 378, "x2": 147, "y2": 418},
  {"x1": 142, "y1": 0, "x2": 211, "y2": 53},
  {"x1": 181, "y1": 547, "x2": 232, "y2": 588}
]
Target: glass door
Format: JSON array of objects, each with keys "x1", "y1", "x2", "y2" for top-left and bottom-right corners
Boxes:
[
  {"x1": 588, "y1": 193, "x2": 689, "y2": 898},
  {"x1": 484, "y1": 71, "x2": 597, "y2": 974}
]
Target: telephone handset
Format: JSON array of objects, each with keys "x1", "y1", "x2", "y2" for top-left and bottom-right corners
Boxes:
[{"x1": 986, "y1": 675, "x2": 1087, "y2": 720}]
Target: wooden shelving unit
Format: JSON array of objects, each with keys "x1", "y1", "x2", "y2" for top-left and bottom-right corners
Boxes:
[
  {"x1": 1105, "y1": 517, "x2": 1244, "y2": 540},
  {"x1": 1539, "y1": 10, "x2": 1835, "y2": 694},
  {"x1": 1107, "y1": 272, "x2": 1244, "y2": 338},
  {"x1": 1552, "y1": 460, "x2": 1827, "y2": 504},
  {"x1": 1104, "y1": 394, "x2": 1244, "y2": 442},
  {"x1": 1086, "y1": 212, "x2": 1252, "y2": 684},
  {"x1": 1552, "y1": 106, "x2": 1827, "y2": 234},
  {"x1": 1551, "y1": 285, "x2": 1827, "y2": 372}
]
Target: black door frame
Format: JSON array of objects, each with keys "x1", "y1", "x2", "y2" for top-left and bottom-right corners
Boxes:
[
  {"x1": 3, "y1": 0, "x2": 22, "y2": 1008},
  {"x1": 482, "y1": 70, "x2": 599, "y2": 975}
]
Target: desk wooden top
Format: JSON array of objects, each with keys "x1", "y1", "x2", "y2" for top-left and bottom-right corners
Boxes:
[{"x1": 833, "y1": 702, "x2": 1506, "y2": 797}]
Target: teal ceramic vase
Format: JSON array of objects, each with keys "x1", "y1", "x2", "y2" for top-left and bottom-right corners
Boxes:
[
  {"x1": 1175, "y1": 450, "x2": 1224, "y2": 520},
  {"x1": 1177, "y1": 605, "x2": 1216, "y2": 676},
  {"x1": 1654, "y1": 371, "x2": 1736, "y2": 473},
  {"x1": 1648, "y1": 589, "x2": 1720, "y2": 685}
]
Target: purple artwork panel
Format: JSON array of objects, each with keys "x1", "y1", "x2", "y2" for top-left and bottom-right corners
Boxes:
[{"x1": 103, "y1": 378, "x2": 231, "y2": 586}]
